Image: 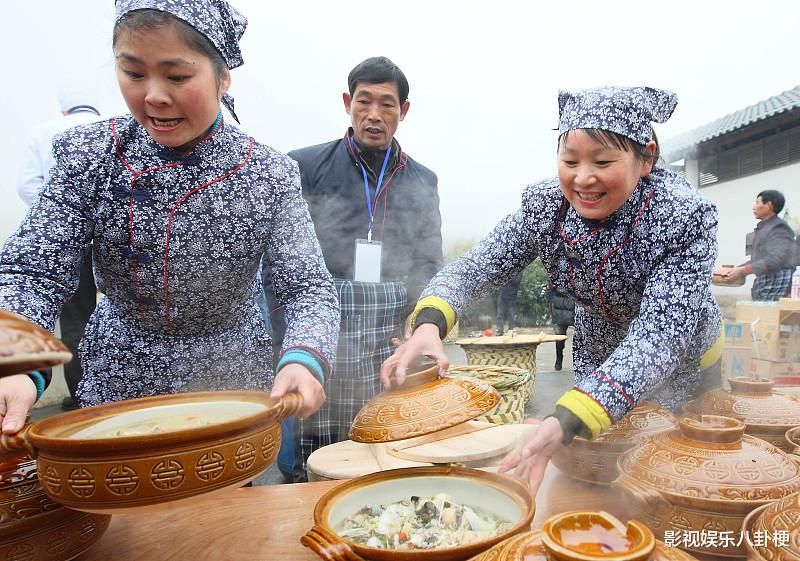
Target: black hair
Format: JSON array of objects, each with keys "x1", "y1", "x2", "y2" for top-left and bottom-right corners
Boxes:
[
  {"x1": 757, "y1": 189, "x2": 786, "y2": 214},
  {"x1": 347, "y1": 56, "x2": 409, "y2": 104},
  {"x1": 113, "y1": 9, "x2": 229, "y2": 88},
  {"x1": 558, "y1": 128, "x2": 661, "y2": 168}
]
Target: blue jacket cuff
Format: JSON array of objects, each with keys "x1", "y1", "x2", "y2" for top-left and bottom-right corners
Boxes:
[{"x1": 276, "y1": 349, "x2": 325, "y2": 384}]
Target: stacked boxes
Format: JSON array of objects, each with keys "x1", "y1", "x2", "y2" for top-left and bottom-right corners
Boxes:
[{"x1": 733, "y1": 298, "x2": 800, "y2": 385}]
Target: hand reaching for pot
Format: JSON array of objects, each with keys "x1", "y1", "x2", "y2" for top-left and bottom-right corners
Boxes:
[
  {"x1": 499, "y1": 416, "x2": 565, "y2": 495},
  {"x1": 0, "y1": 374, "x2": 37, "y2": 435},
  {"x1": 380, "y1": 323, "x2": 447, "y2": 390},
  {"x1": 271, "y1": 364, "x2": 326, "y2": 419}
]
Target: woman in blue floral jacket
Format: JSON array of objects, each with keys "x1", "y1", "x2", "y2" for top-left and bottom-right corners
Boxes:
[
  {"x1": 0, "y1": 0, "x2": 339, "y2": 434},
  {"x1": 382, "y1": 86, "x2": 723, "y2": 493}
]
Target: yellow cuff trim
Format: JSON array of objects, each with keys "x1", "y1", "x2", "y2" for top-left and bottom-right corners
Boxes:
[
  {"x1": 556, "y1": 390, "x2": 613, "y2": 440},
  {"x1": 410, "y1": 296, "x2": 457, "y2": 335},
  {"x1": 699, "y1": 326, "x2": 724, "y2": 371}
]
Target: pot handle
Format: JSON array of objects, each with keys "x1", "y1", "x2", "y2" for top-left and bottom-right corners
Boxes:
[
  {"x1": 614, "y1": 474, "x2": 672, "y2": 531},
  {"x1": 278, "y1": 392, "x2": 304, "y2": 421},
  {"x1": 301, "y1": 525, "x2": 366, "y2": 561},
  {"x1": 0, "y1": 424, "x2": 35, "y2": 457}
]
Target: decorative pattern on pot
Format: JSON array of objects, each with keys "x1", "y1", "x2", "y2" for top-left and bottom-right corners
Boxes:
[
  {"x1": 742, "y1": 490, "x2": 800, "y2": 561},
  {"x1": 0, "y1": 309, "x2": 73, "y2": 377},
  {"x1": 615, "y1": 415, "x2": 800, "y2": 559},
  {"x1": 0, "y1": 510, "x2": 111, "y2": 561},
  {"x1": 552, "y1": 402, "x2": 676, "y2": 485},
  {"x1": 684, "y1": 377, "x2": 800, "y2": 452}
]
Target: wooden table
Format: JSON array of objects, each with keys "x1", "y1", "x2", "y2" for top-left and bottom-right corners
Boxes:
[{"x1": 81, "y1": 464, "x2": 629, "y2": 561}]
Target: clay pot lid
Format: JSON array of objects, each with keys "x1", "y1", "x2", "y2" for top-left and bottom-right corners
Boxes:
[
  {"x1": 617, "y1": 415, "x2": 800, "y2": 503},
  {"x1": 0, "y1": 310, "x2": 72, "y2": 377},
  {"x1": 684, "y1": 377, "x2": 800, "y2": 428},
  {"x1": 349, "y1": 361, "x2": 501, "y2": 443},
  {"x1": 744, "y1": 490, "x2": 800, "y2": 561},
  {"x1": 581, "y1": 403, "x2": 676, "y2": 446},
  {"x1": 787, "y1": 427, "x2": 800, "y2": 451},
  {"x1": 469, "y1": 529, "x2": 699, "y2": 561},
  {"x1": 712, "y1": 266, "x2": 746, "y2": 287}
]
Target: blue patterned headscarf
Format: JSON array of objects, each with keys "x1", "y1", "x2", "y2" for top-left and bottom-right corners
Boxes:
[
  {"x1": 558, "y1": 86, "x2": 678, "y2": 145},
  {"x1": 115, "y1": 0, "x2": 247, "y2": 122}
]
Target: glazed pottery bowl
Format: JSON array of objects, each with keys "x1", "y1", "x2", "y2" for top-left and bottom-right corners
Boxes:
[
  {"x1": 0, "y1": 390, "x2": 301, "y2": 513},
  {"x1": 0, "y1": 450, "x2": 110, "y2": 561},
  {"x1": 468, "y1": 528, "x2": 699, "y2": 561},
  {"x1": 552, "y1": 403, "x2": 676, "y2": 485},
  {"x1": 301, "y1": 466, "x2": 535, "y2": 561},
  {"x1": 741, "y1": 490, "x2": 800, "y2": 561},
  {"x1": 0, "y1": 309, "x2": 72, "y2": 377},
  {"x1": 684, "y1": 377, "x2": 800, "y2": 452},
  {"x1": 349, "y1": 362, "x2": 501, "y2": 443},
  {"x1": 615, "y1": 415, "x2": 800, "y2": 559},
  {"x1": 541, "y1": 511, "x2": 655, "y2": 561}
]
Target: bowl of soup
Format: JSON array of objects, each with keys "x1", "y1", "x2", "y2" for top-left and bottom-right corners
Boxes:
[
  {"x1": 0, "y1": 390, "x2": 301, "y2": 513},
  {"x1": 301, "y1": 466, "x2": 535, "y2": 561}
]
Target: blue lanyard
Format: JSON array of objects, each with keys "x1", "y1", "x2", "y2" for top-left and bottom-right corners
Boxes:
[{"x1": 361, "y1": 147, "x2": 392, "y2": 241}]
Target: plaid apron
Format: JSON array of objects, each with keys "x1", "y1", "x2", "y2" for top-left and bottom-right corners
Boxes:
[
  {"x1": 752, "y1": 268, "x2": 794, "y2": 301},
  {"x1": 295, "y1": 279, "x2": 407, "y2": 481}
]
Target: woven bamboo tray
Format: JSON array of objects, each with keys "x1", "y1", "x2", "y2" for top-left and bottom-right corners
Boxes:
[
  {"x1": 455, "y1": 332, "x2": 566, "y2": 373},
  {"x1": 446, "y1": 365, "x2": 534, "y2": 424}
]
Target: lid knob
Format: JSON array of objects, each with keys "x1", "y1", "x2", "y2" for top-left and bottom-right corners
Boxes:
[{"x1": 679, "y1": 415, "x2": 745, "y2": 445}]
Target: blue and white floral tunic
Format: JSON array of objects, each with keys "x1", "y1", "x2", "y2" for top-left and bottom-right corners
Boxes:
[
  {"x1": 0, "y1": 116, "x2": 339, "y2": 406},
  {"x1": 423, "y1": 168, "x2": 721, "y2": 422}
]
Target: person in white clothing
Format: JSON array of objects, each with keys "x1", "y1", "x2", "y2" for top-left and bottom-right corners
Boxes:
[{"x1": 16, "y1": 85, "x2": 102, "y2": 410}]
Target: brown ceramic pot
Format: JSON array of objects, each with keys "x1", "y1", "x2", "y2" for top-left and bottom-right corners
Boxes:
[
  {"x1": 0, "y1": 390, "x2": 301, "y2": 513},
  {"x1": 468, "y1": 525, "x2": 698, "y2": 561},
  {"x1": 684, "y1": 377, "x2": 800, "y2": 452},
  {"x1": 349, "y1": 363, "x2": 501, "y2": 443},
  {"x1": 786, "y1": 427, "x2": 800, "y2": 456},
  {"x1": 741, "y1": 490, "x2": 800, "y2": 561},
  {"x1": 0, "y1": 450, "x2": 110, "y2": 561},
  {"x1": 0, "y1": 309, "x2": 72, "y2": 377},
  {"x1": 552, "y1": 403, "x2": 677, "y2": 485},
  {"x1": 614, "y1": 415, "x2": 800, "y2": 559},
  {"x1": 301, "y1": 466, "x2": 535, "y2": 561}
]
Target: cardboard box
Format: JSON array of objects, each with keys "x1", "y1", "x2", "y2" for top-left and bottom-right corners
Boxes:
[
  {"x1": 721, "y1": 346, "x2": 752, "y2": 379},
  {"x1": 723, "y1": 322, "x2": 753, "y2": 348},
  {"x1": 778, "y1": 324, "x2": 800, "y2": 362}
]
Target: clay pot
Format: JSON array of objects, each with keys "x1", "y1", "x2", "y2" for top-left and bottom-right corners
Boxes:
[
  {"x1": 712, "y1": 266, "x2": 745, "y2": 287},
  {"x1": 614, "y1": 415, "x2": 800, "y2": 559},
  {"x1": 0, "y1": 450, "x2": 110, "y2": 561},
  {"x1": 684, "y1": 377, "x2": 800, "y2": 452},
  {"x1": 786, "y1": 427, "x2": 800, "y2": 455},
  {"x1": 0, "y1": 309, "x2": 72, "y2": 377},
  {"x1": 741, "y1": 490, "x2": 800, "y2": 561},
  {"x1": 301, "y1": 466, "x2": 535, "y2": 561},
  {"x1": 469, "y1": 519, "x2": 698, "y2": 561},
  {"x1": 349, "y1": 362, "x2": 501, "y2": 443},
  {"x1": 551, "y1": 403, "x2": 677, "y2": 485},
  {"x1": 0, "y1": 390, "x2": 301, "y2": 513}
]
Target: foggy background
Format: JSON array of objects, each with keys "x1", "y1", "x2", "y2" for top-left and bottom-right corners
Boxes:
[{"x1": 2, "y1": 0, "x2": 798, "y2": 251}]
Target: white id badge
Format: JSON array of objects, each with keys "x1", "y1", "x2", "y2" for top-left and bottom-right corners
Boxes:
[{"x1": 354, "y1": 239, "x2": 383, "y2": 282}]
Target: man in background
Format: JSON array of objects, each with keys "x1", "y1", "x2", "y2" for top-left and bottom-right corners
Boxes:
[
  {"x1": 725, "y1": 189, "x2": 796, "y2": 300},
  {"x1": 17, "y1": 85, "x2": 102, "y2": 409},
  {"x1": 269, "y1": 56, "x2": 443, "y2": 481},
  {"x1": 496, "y1": 272, "x2": 522, "y2": 336}
]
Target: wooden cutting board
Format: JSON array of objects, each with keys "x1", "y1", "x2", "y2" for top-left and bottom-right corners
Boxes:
[{"x1": 385, "y1": 421, "x2": 521, "y2": 463}]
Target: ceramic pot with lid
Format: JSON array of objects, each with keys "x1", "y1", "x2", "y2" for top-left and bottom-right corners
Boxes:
[
  {"x1": 0, "y1": 390, "x2": 302, "y2": 513},
  {"x1": 741, "y1": 490, "x2": 800, "y2": 561},
  {"x1": 684, "y1": 377, "x2": 800, "y2": 452},
  {"x1": 0, "y1": 450, "x2": 110, "y2": 561},
  {"x1": 301, "y1": 466, "x2": 535, "y2": 561},
  {"x1": 0, "y1": 309, "x2": 72, "y2": 377},
  {"x1": 614, "y1": 415, "x2": 800, "y2": 559},
  {"x1": 349, "y1": 362, "x2": 501, "y2": 443},
  {"x1": 786, "y1": 426, "x2": 800, "y2": 456},
  {"x1": 468, "y1": 511, "x2": 699, "y2": 561},
  {"x1": 552, "y1": 403, "x2": 677, "y2": 485}
]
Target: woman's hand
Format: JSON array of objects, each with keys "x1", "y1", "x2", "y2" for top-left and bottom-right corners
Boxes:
[
  {"x1": 0, "y1": 374, "x2": 37, "y2": 435},
  {"x1": 379, "y1": 323, "x2": 447, "y2": 390},
  {"x1": 271, "y1": 364, "x2": 326, "y2": 419},
  {"x1": 498, "y1": 416, "x2": 565, "y2": 495}
]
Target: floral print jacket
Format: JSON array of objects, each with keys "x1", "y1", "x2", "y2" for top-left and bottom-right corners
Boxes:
[
  {"x1": 423, "y1": 168, "x2": 721, "y2": 421},
  {"x1": 0, "y1": 115, "x2": 339, "y2": 406}
]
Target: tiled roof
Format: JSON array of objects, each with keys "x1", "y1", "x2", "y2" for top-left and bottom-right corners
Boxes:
[{"x1": 664, "y1": 85, "x2": 800, "y2": 161}]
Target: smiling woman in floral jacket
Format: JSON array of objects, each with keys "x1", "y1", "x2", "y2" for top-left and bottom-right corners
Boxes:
[
  {"x1": 382, "y1": 86, "x2": 723, "y2": 494},
  {"x1": 0, "y1": 0, "x2": 338, "y2": 434}
]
